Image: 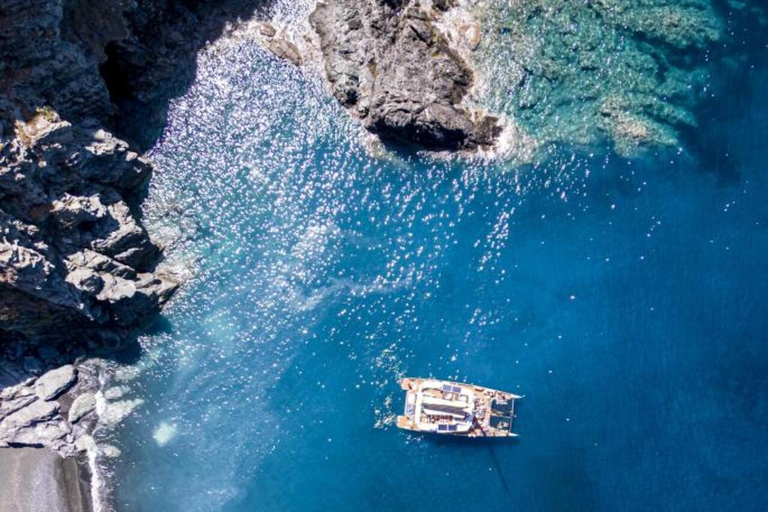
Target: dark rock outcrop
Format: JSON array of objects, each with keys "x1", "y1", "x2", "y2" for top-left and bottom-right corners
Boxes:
[
  {"x1": 0, "y1": 0, "x2": 269, "y2": 346},
  {"x1": 0, "y1": 0, "x2": 116, "y2": 129},
  {"x1": 0, "y1": 0, "x2": 202, "y2": 346},
  {"x1": 1, "y1": 110, "x2": 178, "y2": 345},
  {"x1": 0, "y1": 0, "x2": 261, "y2": 145},
  {"x1": 310, "y1": 0, "x2": 501, "y2": 151},
  {"x1": 95, "y1": 0, "x2": 263, "y2": 149}
]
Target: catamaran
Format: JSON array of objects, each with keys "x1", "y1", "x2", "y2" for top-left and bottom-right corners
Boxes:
[{"x1": 396, "y1": 378, "x2": 520, "y2": 437}]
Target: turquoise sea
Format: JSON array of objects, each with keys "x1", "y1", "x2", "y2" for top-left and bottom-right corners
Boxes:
[{"x1": 105, "y1": 4, "x2": 767, "y2": 512}]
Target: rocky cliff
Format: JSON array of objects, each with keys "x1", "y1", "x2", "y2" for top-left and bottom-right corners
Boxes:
[
  {"x1": 310, "y1": 0, "x2": 501, "y2": 151},
  {"x1": 0, "y1": 111, "x2": 177, "y2": 346},
  {"x1": 1, "y1": 0, "x2": 261, "y2": 349},
  {"x1": 0, "y1": 2, "x2": 265, "y2": 506},
  {"x1": 1, "y1": 0, "x2": 174, "y2": 348}
]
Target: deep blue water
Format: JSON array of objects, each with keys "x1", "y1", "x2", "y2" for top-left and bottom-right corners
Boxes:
[{"x1": 106, "y1": 12, "x2": 768, "y2": 512}]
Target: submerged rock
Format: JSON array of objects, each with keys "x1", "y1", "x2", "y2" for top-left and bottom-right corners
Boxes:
[
  {"x1": 100, "y1": 398, "x2": 144, "y2": 427},
  {"x1": 100, "y1": 444, "x2": 122, "y2": 458},
  {"x1": 471, "y1": 0, "x2": 766, "y2": 157},
  {"x1": 103, "y1": 386, "x2": 129, "y2": 400},
  {"x1": 310, "y1": 0, "x2": 501, "y2": 151},
  {"x1": 152, "y1": 421, "x2": 178, "y2": 447},
  {"x1": 265, "y1": 38, "x2": 303, "y2": 66}
]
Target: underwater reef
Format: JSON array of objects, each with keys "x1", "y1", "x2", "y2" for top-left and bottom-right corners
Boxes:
[{"x1": 472, "y1": 0, "x2": 767, "y2": 157}]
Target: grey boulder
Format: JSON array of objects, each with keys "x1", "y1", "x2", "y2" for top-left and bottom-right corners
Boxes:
[
  {"x1": 34, "y1": 365, "x2": 78, "y2": 401},
  {"x1": 68, "y1": 393, "x2": 97, "y2": 423}
]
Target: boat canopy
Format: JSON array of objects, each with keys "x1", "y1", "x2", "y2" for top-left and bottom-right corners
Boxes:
[
  {"x1": 422, "y1": 406, "x2": 466, "y2": 419},
  {"x1": 421, "y1": 395, "x2": 471, "y2": 410}
]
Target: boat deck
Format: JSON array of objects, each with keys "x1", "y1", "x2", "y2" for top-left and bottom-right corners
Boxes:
[{"x1": 396, "y1": 378, "x2": 520, "y2": 437}]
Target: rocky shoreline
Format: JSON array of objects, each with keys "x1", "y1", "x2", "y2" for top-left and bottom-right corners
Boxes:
[
  {"x1": 0, "y1": 365, "x2": 97, "y2": 512},
  {"x1": 0, "y1": 360, "x2": 89, "y2": 509},
  {"x1": 0, "y1": 1, "x2": 266, "y2": 510},
  {"x1": 0, "y1": 0, "x2": 513, "y2": 369},
  {"x1": 1, "y1": 364, "x2": 91, "y2": 456},
  {"x1": 2, "y1": 0, "x2": 767, "y2": 511},
  {"x1": 0, "y1": 356, "x2": 146, "y2": 511}
]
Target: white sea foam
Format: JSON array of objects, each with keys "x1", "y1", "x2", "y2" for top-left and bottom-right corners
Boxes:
[
  {"x1": 153, "y1": 422, "x2": 179, "y2": 447},
  {"x1": 98, "y1": 398, "x2": 145, "y2": 427}
]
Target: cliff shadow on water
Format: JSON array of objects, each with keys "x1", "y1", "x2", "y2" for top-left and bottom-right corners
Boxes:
[{"x1": 96, "y1": 0, "x2": 278, "y2": 151}]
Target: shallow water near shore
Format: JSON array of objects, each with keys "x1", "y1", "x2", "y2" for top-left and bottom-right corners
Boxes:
[{"x1": 104, "y1": 6, "x2": 768, "y2": 512}]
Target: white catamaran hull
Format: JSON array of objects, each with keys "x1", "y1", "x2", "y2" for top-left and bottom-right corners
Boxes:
[{"x1": 396, "y1": 378, "x2": 520, "y2": 437}]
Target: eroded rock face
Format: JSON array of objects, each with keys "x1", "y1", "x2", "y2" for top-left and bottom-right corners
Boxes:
[
  {"x1": 0, "y1": 112, "x2": 178, "y2": 344},
  {"x1": 0, "y1": 0, "x2": 201, "y2": 344},
  {"x1": 0, "y1": 0, "x2": 121, "y2": 126},
  {"x1": 310, "y1": 0, "x2": 501, "y2": 150}
]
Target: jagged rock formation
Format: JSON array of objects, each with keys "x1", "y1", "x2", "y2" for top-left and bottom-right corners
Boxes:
[
  {"x1": 0, "y1": 0, "x2": 173, "y2": 346},
  {"x1": 1, "y1": 111, "x2": 178, "y2": 344},
  {"x1": 0, "y1": 0, "x2": 262, "y2": 346},
  {"x1": 0, "y1": 360, "x2": 130, "y2": 460},
  {"x1": 0, "y1": 0, "x2": 117, "y2": 129},
  {"x1": 1, "y1": 365, "x2": 86, "y2": 457},
  {"x1": 0, "y1": 0, "x2": 259, "y2": 148},
  {"x1": 310, "y1": 0, "x2": 501, "y2": 151},
  {"x1": 254, "y1": 22, "x2": 304, "y2": 66},
  {"x1": 0, "y1": 10, "x2": 284, "y2": 497},
  {"x1": 96, "y1": 0, "x2": 261, "y2": 148}
]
